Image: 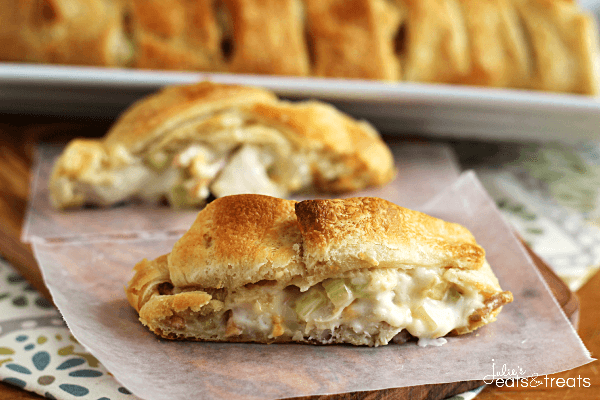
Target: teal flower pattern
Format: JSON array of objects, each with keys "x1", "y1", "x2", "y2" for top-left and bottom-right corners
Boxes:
[
  {"x1": 0, "y1": 259, "x2": 58, "y2": 328},
  {"x1": 1, "y1": 328, "x2": 134, "y2": 399},
  {"x1": 0, "y1": 258, "x2": 136, "y2": 399}
]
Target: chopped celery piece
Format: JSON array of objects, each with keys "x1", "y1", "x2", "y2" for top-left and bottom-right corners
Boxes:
[
  {"x1": 145, "y1": 152, "x2": 171, "y2": 171},
  {"x1": 294, "y1": 288, "x2": 328, "y2": 321},
  {"x1": 168, "y1": 183, "x2": 206, "y2": 208},
  {"x1": 348, "y1": 281, "x2": 370, "y2": 299},
  {"x1": 447, "y1": 287, "x2": 462, "y2": 302},
  {"x1": 322, "y1": 279, "x2": 353, "y2": 308},
  {"x1": 169, "y1": 185, "x2": 189, "y2": 208}
]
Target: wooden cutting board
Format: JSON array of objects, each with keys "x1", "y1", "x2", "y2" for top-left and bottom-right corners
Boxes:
[{"x1": 0, "y1": 117, "x2": 579, "y2": 400}]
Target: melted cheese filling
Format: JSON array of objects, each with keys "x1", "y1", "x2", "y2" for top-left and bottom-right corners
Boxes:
[
  {"x1": 224, "y1": 268, "x2": 485, "y2": 345},
  {"x1": 60, "y1": 142, "x2": 319, "y2": 207},
  {"x1": 53, "y1": 164, "x2": 181, "y2": 207}
]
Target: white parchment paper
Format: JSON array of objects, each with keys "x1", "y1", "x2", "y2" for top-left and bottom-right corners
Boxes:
[
  {"x1": 22, "y1": 142, "x2": 459, "y2": 244},
  {"x1": 31, "y1": 171, "x2": 593, "y2": 400}
]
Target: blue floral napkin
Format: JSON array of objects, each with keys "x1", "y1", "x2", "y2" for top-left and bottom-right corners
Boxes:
[{"x1": 0, "y1": 257, "x2": 137, "y2": 400}]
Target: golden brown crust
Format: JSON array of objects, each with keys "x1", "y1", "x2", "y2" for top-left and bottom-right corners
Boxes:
[
  {"x1": 452, "y1": 290, "x2": 514, "y2": 335},
  {"x1": 126, "y1": 254, "x2": 171, "y2": 313},
  {"x1": 460, "y1": 0, "x2": 532, "y2": 88},
  {"x1": 139, "y1": 291, "x2": 213, "y2": 322},
  {"x1": 166, "y1": 195, "x2": 486, "y2": 290},
  {"x1": 294, "y1": 197, "x2": 486, "y2": 285},
  {"x1": 513, "y1": 0, "x2": 599, "y2": 94},
  {"x1": 222, "y1": 0, "x2": 310, "y2": 76},
  {"x1": 0, "y1": 0, "x2": 132, "y2": 67},
  {"x1": 167, "y1": 194, "x2": 305, "y2": 289},
  {"x1": 246, "y1": 101, "x2": 395, "y2": 191},
  {"x1": 305, "y1": 0, "x2": 403, "y2": 80},
  {"x1": 102, "y1": 81, "x2": 278, "y2": 154},
  {"x1": 130, "y1": 0, "x2": 224, "y2": 71},
  {"x1": 400, "y1": 0, "x2": 471, "y2": 84}
]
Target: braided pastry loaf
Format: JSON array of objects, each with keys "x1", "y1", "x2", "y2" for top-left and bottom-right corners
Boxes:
[{"x1": 0, "y1": 0, "x2": 597, "y2": 94}]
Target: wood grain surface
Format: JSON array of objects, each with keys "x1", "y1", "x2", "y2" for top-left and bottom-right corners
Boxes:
[{"x1": 0, "y1": 115, "x2": 596, "y2": 400}]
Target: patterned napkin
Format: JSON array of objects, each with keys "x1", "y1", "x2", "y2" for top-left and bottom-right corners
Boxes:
[
  {"x1": 0, "y1": 258, "x2": 137, "y2": 400},
  {"x1": 452, "y1": 141, "x2": 600, "y2": 291}
]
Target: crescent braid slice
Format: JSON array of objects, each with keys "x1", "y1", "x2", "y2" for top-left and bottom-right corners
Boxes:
[
  {"x1": 49, "y1": 81, "x2": 395, "y2": 209},
  {"x1": 127, "y1": 194, "x2": 513, "y2": 346}
]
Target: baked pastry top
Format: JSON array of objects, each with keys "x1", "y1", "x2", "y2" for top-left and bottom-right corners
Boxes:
[
  {"x1": 126, "y1": 194, "x2": 513, "y2": 346},
  {"x1": 0, "y1": 0, "x2": 597, "y2": 94},
  {"x1": 222, "y1": 0, "x2": 311, "y2": 76},
  {"x1": 129, "y1": 0, "x2": 224, "y2": 71},
  {"x1": 305, "y1": 0, "x2": 402, "y2": 80},
  {"x1": 0, "y1": 0, "x2": 132, "y2": 67},
  {"x1": 49, "y1": 81, "x2": 395, "y2": 209}
]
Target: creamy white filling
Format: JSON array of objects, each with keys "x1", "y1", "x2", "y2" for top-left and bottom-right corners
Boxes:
[
  {"x1": 315, "y1": 157, "x2": 349, "y2": 181},
  {"x1": 139, "y1": 168, "x2": 181, "y2": 202},
  {"x1": 274, "y1": 153, "x2": 313, "y2": 192},
  {"x1": 173, "y1": 144, "x2": 217, "y2": 169},
  {"x1": 62, "y1": 137, "x2": 347, "y2": 208},
  {"x1": 66, "y1": 142, "x2": 285, "y2": 206},
  {"x1": 211, "y1": 145, "x2": 285, "y2": 198},
  {"x1": 226, "y1": 268, "x2": 485, "y2": 343},
  {"x1": 417, "y1": 337, "x2": 448, "y2": 347},
  {"x1": 72, "y1": 163, "x2": 180, "y2": 206}
]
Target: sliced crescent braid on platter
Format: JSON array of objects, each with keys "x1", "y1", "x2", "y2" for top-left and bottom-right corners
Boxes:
[
  {"x1": 0, "y1": 0, "x2": 597, "y2": 94},
  {"x1": 49, "y1": 82, "x2": 395, "y2": 209}
]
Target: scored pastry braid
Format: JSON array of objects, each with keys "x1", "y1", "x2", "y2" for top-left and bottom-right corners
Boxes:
[{"x1": 0, "y1": 0, "x2": 597, "y2": 94}]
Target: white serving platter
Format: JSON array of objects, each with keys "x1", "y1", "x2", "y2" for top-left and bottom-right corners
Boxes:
[{"x1": 1, "y1": 62, "x2": 599, "y2": 143}]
